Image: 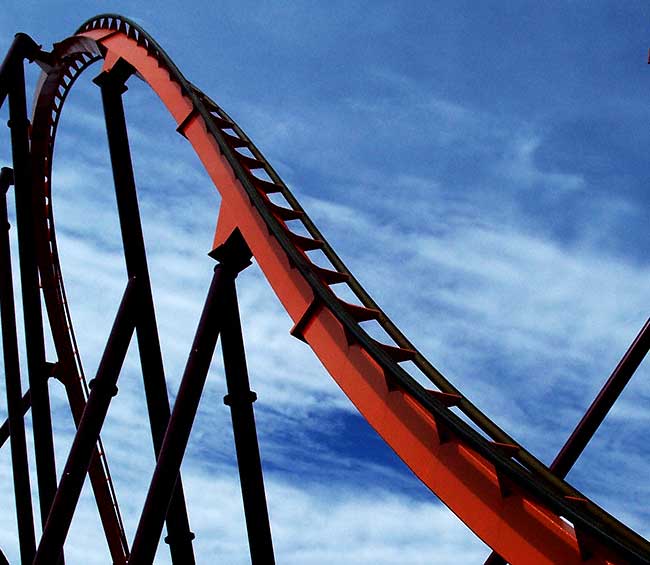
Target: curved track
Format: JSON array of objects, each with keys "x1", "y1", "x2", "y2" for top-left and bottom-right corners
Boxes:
[{"x1": 21, "y1": 14, "x2": 650, "y2": 564}]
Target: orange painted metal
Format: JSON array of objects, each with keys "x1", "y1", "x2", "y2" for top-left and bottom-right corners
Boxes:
[{"x1": 44, "y1": 25, "x2": 629, "y2": 564}]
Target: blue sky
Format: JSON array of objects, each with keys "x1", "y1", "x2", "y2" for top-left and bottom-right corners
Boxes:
[{"x1": 1, "y1": 2, "x2": 650, "y2": 563}]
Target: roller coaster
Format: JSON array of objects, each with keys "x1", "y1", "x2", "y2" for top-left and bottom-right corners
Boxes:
[{"x1": 0, "y1": 14, "x2": 649, "y2": 564}]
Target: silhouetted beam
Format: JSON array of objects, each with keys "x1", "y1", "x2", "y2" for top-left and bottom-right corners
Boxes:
[
  {"x1": 550, "y1": 318, "x2": 650, "y2": 476},
  {"x1": 0, "y1": 390, "x2": 31, "y2": 449},
  {"x1": 220, "y1": 267, "x2": 275, "y2": 564},
  {"x1": 129, "y1": 263, "x2": 227, "y2": 564},
  {"x1": 0, "y1": 163, "x2": 36, "y2": 562},
  {"x1": 95, "y1": 59, "x2": 196, "y2": 563},
  {"x1": 34, "y1": 279, "x2": 137, "y2": 564},
  {"x1": 0, "y1": 34, "x2": 39, "y2": 108},
  {"x1": 7, "y1": 34, "x2": 60, "y2": 543}
]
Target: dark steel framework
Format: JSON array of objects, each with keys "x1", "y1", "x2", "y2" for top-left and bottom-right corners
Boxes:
[
  {"x1": 0, "y1": 31, "x2": 274, "y2": 564},
  {"x1": 0, "y1": 13, "x2": 649, "y2": 564}
]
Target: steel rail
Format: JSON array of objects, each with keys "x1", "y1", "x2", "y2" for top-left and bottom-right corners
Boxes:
[
  {"x1": 22, "y1": 13, "x2": 650, "y2": 563},
  {"x1": 28, "y1": 44, "x2": 130, "y2": 562},
  {"x1": 187, "y1": 66, "x2": 650, "y2": 565}
]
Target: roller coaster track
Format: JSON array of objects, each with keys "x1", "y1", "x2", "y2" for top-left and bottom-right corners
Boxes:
[{"x1": 0, "y1": 13, "x2": 649, "y2": 564}]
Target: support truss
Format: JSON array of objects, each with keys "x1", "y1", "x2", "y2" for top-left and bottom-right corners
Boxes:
[{"x1": 0, "y1": 35, "x2": 275, "y2": 565}]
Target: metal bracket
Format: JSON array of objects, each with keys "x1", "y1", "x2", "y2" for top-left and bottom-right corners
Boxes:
[
  {"x1": 92, "y1": 57, "x2": 136, "y2": 92},
  {"x1": 208, "y1": 228, "x2": 253, "y2": 275}
]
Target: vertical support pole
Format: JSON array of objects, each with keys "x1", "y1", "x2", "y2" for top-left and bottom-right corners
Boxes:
[
  {"x1": 0, "y1": 166, "x2": 36, "y2": 563},
  {"x1": 129, "y1": 262, "x2": 229, "y2": 564},
  {"x1": 210, "y1": 232, "x2": 275, "y2": 564},
  {"x1": 6, "y1": 33, "x2": 60, "y2": 535},
  {"x1": 33, "y1": 279, "x2": 138, "y2": 564},
  {"x1": 218, "y1": 253, "x2": 275, "y2": 565},
  {"x1": 94, "y1": 59, "x2": 195, "y2": 563}
]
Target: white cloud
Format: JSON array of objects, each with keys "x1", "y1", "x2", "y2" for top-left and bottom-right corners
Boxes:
[{"x1": 498, "y1": 134, "x2": 585, "y2": 193}]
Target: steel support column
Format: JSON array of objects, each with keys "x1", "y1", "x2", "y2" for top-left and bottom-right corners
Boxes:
[
  {"x1": 34, "y1": 279, "x2": 138, "y2": 564},
  {"x1": 94, "y1": 60, "x2": 195, "y2": 563},
  {"x1": 220, "y1": 267, "x2": 275, "y2": 565},
  {"x1": 130, "y1": 232, "x2": 274, "y2": 564},
  {"x1": 5, "y1": 34, "x2": 60, "y2": 537},
  {"x1": 209, "y1": 232, "x2": 275, "y2": 563},
  {"x1": 129, "y1": 263, "x2": 229, "y2": 564},
  {"x1": 0, "y1": 166, "x2": 36, "y2": 563}
]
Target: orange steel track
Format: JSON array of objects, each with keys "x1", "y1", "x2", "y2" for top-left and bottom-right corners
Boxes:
[{"x1": 24, "y1": 14, "x2": 650, "y2": 564}]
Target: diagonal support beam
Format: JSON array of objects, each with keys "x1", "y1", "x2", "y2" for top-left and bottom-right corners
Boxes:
[
  {"x1": 549, "y1": 317, "x2": 650, "y2": 477},
  {"x1": 0, "y1": 389, "x2": 31, "y2": 449},
  {"x1": 94, "y1": 58, "x2": 195, "y2": 563},
  {"x1": 485, "y1": 317, "x2": 650, "y2": 565},
  {"x1": 33, "y1": 278, "x2": 138, "y2": 564},
  {"x1": 128, "y1": 262, "x2": 229, "y2": 564}
]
